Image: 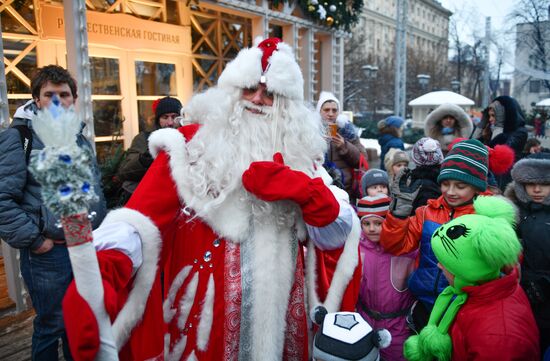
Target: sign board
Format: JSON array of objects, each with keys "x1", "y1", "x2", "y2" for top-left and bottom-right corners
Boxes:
[{"x1": 39, "y1": 4, "x2": 187, "y2": 53}]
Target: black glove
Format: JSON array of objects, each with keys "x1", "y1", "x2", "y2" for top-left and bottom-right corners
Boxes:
[{"x1": 389, "y1": 168, "x2": 422, "y2": 218}]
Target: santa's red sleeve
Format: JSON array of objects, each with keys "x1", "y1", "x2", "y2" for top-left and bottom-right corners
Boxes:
[
  {"x1": 63, "y1": 126, "x2": 198, "y2": 360},
  {"x1": 305, "y1": 196, "x2": 362, "y2": 319},
  {"x1": 314, "y1": 247, "x2": 362, "y2": 312}
]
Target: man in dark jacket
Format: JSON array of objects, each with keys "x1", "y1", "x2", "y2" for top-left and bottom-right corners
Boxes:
[
  {"x1": 0, "y1": 65, "x2": 106, "y2": 360},
  {"x1": 116, "y1": 96, "x2": 182, "y2": 200}
]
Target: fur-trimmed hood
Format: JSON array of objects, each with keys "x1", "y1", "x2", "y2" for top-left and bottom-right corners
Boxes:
[{"x1": 424, "y1": 103, "x2": 473, "y2": 139}]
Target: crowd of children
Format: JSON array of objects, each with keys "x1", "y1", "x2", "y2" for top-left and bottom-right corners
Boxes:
[{"x1": 346, "y1": 134, "x2": 547, "y2": 360}]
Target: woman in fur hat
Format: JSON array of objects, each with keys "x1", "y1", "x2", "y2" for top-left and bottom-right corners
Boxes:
[
  {"x1": 505, "y1": 152, "x2": 550, "y2": 355},
  {"x1": 424, "y1": 103, "x2": 473, "y2": 156}
]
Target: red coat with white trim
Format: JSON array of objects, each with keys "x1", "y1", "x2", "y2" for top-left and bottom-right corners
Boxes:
[{"x1": 63, "y1": 125, "x2": 361, "y2": 361}]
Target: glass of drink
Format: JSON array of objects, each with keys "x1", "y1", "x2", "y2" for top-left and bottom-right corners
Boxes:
[{"x1": 329, "y1": 123, "x2": 338, "y2": 137}]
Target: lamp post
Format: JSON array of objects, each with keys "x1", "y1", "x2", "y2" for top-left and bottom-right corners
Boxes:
[
  {"x1": 417, "y1": 74, "x2": 431, "y2": 93},
  {"x1": 451, "y1": 79, "x2": 461, "y2": 93},
  {"x1": 362, "y1": 64, "x2": 379, "y2": 120}
]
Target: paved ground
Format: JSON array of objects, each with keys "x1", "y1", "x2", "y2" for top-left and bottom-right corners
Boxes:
[{"x1": 0, "y1": 309, "x2": 33, "y2": 361}]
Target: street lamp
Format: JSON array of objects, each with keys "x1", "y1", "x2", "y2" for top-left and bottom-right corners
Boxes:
[
  {"x1": 362, "y1": 64, "x2": 379, "y2": 78},
  {"x1": 361, "y1": 64, "x2": 379, "y2": 120},
  {"x1": 451, "y1": 79, "x2": 461, "y2": 93},
  {"x1": 417, "y1": 74, "x2": 431, "y2": 92}
]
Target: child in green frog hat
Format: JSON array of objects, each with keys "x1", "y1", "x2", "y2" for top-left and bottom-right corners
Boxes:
[{"x1": 404, "y1": 196, "x2": 540, "y2": 361}]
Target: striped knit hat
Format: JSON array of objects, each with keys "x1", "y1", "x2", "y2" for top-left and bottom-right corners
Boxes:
[
  {"x1": 356, "y1": 194, "x2": 391, "y2": 219},
  {"x1": 437, "y1": 139, "x2": 488, "y2": 191}
]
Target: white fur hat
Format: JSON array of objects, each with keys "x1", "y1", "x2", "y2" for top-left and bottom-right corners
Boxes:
[
  {"x1": 217, "y1": 37, "x2": 304, "y2": 101},
  {"x1": 316, "y1": 91, "x2": 340, "y2": 113}
]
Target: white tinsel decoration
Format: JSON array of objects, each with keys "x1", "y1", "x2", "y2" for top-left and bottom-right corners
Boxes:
[
  {"x1": 32, "y1": 104, "x2": 81, "y2": 148},
  {"x1": 317, "y1": 5, "x2": 327, "y2": 19},
  {"x1": 28, "y1": 97, "x2": 98, "y2": 216}
]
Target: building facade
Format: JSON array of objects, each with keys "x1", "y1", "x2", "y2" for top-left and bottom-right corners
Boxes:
[
  {"x1": 0, "y1": 0, "x2": 346, "y2": 313},
  {"x1": 356, "y1": 0, "x2": 450, "y2": 71},
  {"x1": 345, "y1": 0, "x2": 451, "y2": 118},
  {"x1": 512, "y1": 20, "x2": 550, "y2": 112}
]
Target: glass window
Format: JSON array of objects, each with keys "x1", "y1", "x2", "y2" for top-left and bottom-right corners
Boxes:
[
  {"x1": 135, "y1": 61, "x2": 176, "y2": 96},
  {"x1": 3, "y1": 39, "x2": 37, "y2": 94},
  {"x1": 137, "y1": 100, "x2": 156, "y2": 133},
  {"x1": 92, "y1": 100, "x2": 123, "y2": 137},
  {"x1": 529, "y1": 80, "x2": 541, "y2": 93},
  {"x1": 191, "y1": 7, "x2": 251, "y2": 91},
  {"x1": 95, "y1": 140, "x2": 124, "y2": 165},
  {"x1": 90, "y1": 57, "x2": 121, "y2": 95},
  {"x1": 0, "y1": 0, "x2": 37, "y2": 34},
  {"x1": 268, "y1": 24, "x2": 283, "y2": 39}
]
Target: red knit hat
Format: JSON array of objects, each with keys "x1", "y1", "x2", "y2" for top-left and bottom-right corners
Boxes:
[{"x1": 356, "y1": 194, "x2": 391, "y2": 219}]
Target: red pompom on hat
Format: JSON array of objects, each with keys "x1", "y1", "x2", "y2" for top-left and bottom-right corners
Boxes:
[
  {"x1": 447, "y1": 137, "x2": 514, "y2": 176},
  {"x1": 487, "y1": 144, "x2": 515, "y2": 175}
]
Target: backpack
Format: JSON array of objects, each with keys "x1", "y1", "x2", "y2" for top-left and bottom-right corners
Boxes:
[{"x1": 13, "y1": 124, "x2": 33, "y2": 163}]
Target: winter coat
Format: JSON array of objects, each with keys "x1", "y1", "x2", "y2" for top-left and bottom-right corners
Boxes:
[
  {"x1": 380, "y1": 195, "x2": 475, "y2": 309},
  {"x1": 424, "y1": 103, "x2": 473, "y2": 154},
  {"x1": 378, "y1": 133, "x2": 405, "y2": 171},
  {"x1": 0, "y1": 101, "x2": 106, "y2": 250},
  {"x1": 450, "y1": 269, "x2": 540, "y2": 361},
  {"x1": 117, "y1": 131, "x2": 153, "y2": 194},
  {"x1": 473, "y1": 96, "x2": 528, "y2": 190},
  {"x1": 326, "y1": 135, "x2": 367, "y2": 196},
  {"x1": 505, "y1": 182, "x2": 550, "y2": 331},
  {"x1": 357, "y1": 235, "x2": 417, "y2": 361},
  {"x1": 410, "y1": 165, "x2": 441, "y2": 212}
]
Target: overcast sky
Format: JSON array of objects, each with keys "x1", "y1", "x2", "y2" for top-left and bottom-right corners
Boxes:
[{"x1": 438, "y1": 0, "x2": 518, "y2": 76}]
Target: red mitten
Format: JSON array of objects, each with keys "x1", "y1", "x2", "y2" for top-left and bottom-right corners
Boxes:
[
  {"x1": 63, "y1": 250, "x2": 133, "y2": 361},
  {"x1": 242, "y1": 153, "x2": 339, "y2": 226},
  {"x1": 63, "y1": 279, "x2": 119, "y2": 361}
]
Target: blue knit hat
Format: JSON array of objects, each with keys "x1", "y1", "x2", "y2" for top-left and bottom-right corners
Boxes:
[{"x1": 383, "y1": 116, "x2": 404, "y2": 129}]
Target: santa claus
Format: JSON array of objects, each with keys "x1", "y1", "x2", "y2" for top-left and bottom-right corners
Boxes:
[{"x1": 63, "y1": 38, "x2": 361, "y2": 361}]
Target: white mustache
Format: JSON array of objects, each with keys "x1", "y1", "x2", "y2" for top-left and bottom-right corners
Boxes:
[{"x1": 241, "y1": 100, "x2": 272, "y2": 116}]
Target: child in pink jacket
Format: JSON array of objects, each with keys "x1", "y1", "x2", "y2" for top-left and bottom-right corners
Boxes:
[{"x1": 356, "y1": 194, "x2": 417, "y2": 361}]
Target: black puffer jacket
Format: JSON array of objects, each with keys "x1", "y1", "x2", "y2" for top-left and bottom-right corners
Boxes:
[
  {"x1": 0, "y1": 101, "x2": 106, "y2": 250},
  {"x1": 473, "y1": 96, "x2": 528, "y2": 189},
  {"x1": 504, "y1": 155, "x2": 550, "y2": 331}
]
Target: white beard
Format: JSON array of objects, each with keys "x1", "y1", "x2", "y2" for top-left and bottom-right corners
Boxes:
[{"x1": 180, "y1": 88, "x2": 327, "y2": 227}]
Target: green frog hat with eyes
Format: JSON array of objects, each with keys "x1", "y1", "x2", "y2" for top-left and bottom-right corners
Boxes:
[{"x1": 404, "y1": 195, "x2": 521, "y2": 361}]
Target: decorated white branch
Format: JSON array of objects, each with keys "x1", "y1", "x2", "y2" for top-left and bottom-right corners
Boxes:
[{"x1": 28, "y1": 96, "x2": 119, "y2": 360}]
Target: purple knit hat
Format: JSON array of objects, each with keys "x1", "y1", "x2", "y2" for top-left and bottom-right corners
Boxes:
[{"x1": 411, "y1": 137, "x2": 444, "y2": 166}]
